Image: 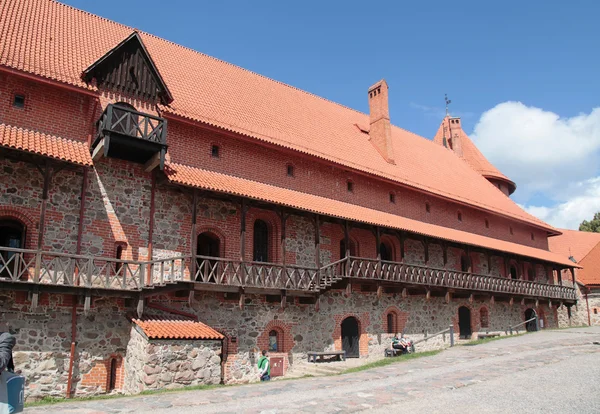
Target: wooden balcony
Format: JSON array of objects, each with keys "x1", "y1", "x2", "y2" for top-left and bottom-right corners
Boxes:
[
  {"x1": 92, "y1": 104, "x2": 167, "y2": 170},
  {"x1": 0, "y1": 247, "x2": 577, "y2": 302}
]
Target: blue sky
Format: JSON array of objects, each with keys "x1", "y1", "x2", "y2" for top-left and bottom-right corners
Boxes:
[{"x1": 64, "y1": 0, "x2": 600, "y2": 229}]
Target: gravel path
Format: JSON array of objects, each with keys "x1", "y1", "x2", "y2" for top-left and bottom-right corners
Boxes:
[{"x1": 26, "y1": 326, "x2": 600, "y2": 413}]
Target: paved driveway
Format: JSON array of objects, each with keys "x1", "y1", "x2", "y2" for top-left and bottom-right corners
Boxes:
[{"x1": 27, "y1": 327, "x2": 600, "y2": 413}]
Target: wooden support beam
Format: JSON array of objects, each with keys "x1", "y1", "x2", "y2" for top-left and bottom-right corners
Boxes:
[
  {"x1": 398, "y1": 231, "x2": 405, "y2": 262},
  {"x1": 83, "y1": 292, "x2": 91, "y2": 316},
  {"x1": 377, "y1": 284, "x2": 383, "y2": 299},
  {"x1": 314, "y1": 214, "x2": 321, "y2": 269},
  {"x1": 549, "y1": 300, "x2": 553, "y2": 308},
  {"x1": 239, "y1": 291, "x2": 245, "y2": 310},
  {"x1": 487, "y1": 252, "x2": 492, "y2": 275},
  {"x1": 345, "y1": 281, "x2": 352, "y2": 296},
  {"x1": 426, "y1": 289, "x2": 431, "y2": 301},
  {"x1": 315, "y1": 295, "x2": 320, "y2": 312},
  {"x1": 521, "y1": 298, "x2": 525, "y2": 306},
  {"x1": 240, "y1": 199, "x2": 248, "y2": 261},
  {"x1": 279, "y1": 208, "x2": 288, "y2": 268},
  {"x1": 190, "y1": 189, "x2": 198, "y2": 281},
  {"x1": 30, "y1": 290, "x2": 39, "y2": 312},
  {"x1": 570, "y1": 267, "x2": 577, "y2": 286},
  {"x1": 91, "y1": 137, "x2": 106, "y2": 162},
  {"x1": 137, "y1": 294, "x2": 144, "y2": 318},
  {"x1": 509, "y1": 297, "x2": 514, "y2": 307},
  {"x1": 490, "y1": 296, "x2": 495, "y2": 305},
  {"x1": 442, "y1": 242, "x2": 448, "y2": 268},
  {"x1": 281, "y1": 290, "x2": 287, "y2": 310},
  {"x1": 344, "y1": 220, "x2": 350, "y2": 259},
  {"x1": 535, "y1": 299, "x2": 539, "y2": 308},
  {"x1": 468, "y1": 294, "x2": 473, "y2": 304},
  {"x1": 144, "y1": 151, "x2": 161, "y2": 172},
  {"x1": 402, "y1": 288, "x2": 407, "y2": 299},
  {"x1": 424, "y1": 238, "x2": 429, "y2": 265},
  {"x1": 445, "y1": 291, "x2": 451, "y2": 304},
  {"x1": 188, "y1": 290, "x2": 195, "y2": 307}
]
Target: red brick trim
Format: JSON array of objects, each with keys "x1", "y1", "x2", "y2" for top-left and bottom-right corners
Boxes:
[
  {"x1": 381, "y1": 306, "x2": 408, "y2": 334},
  {"x1": 0, "y1": 207, "x2": 38, "y2": 250},
  {"x1": 247, "y1": 208, "x2": 280, "y2": 262},
  {"x1": 196, "y1": 226, "x2": 227, "y2": 257},
  {"x1": 257, "y1": 320, "x2": 294, "y2": 353},
  {"x1": 332, "y1": 312, "x2": 370, "y2": 357}
]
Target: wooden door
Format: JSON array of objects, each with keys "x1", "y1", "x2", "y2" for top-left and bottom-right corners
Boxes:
[{"x1": 270, "y1": 357, "x2": 284, "y2": 377}]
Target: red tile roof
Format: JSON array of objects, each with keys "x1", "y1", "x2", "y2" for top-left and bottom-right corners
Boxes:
[
  {"x1": 0, "y1": 0, "x2": 555, "y2": 233},
  {"x1": 0, "y1": 123, "x2": 92, "y2": 166},
  {"x1": 133, "y1": 316, "x2": 224, "y2": 340},
  {"x1": 165, "y1": 163, "x2": 578, "y2": 268},
  {"x1": 433, "y1": 116, "x2": 516, "y2": 194},
  {"x1": 548, "y1": 229, "x2": 600, "y2": 285}
]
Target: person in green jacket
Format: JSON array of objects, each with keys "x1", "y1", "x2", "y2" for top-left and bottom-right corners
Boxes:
[{"x1": 257, "y1": 350, "x2": 270, "y2": 381}]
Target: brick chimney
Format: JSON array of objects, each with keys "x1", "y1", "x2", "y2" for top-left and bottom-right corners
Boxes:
[
  {"x1": 447, "y1": 117, "x2": 464, "y2": 157},
  {"x1": 368, "y1": 80, "x2": 394, "y2": 164}
]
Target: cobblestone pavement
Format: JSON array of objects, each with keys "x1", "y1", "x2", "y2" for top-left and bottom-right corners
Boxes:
[{"x1": 27, "y1": 327, "x2": 600, "y2": 414}]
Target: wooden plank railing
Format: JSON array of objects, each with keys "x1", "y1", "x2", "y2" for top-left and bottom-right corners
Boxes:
[
  {"x1": 96, "y1": 104, "x2": 167, "y2": 145},
  {"x1": 0, "y1": 247, "x2": 577, "y2": 300},
  {"x1": 346, "y1": 257, "x2": 576, "y2": 301},
  {"x1": 193, "y1": 255, "x2": 320, "y2": 291}
]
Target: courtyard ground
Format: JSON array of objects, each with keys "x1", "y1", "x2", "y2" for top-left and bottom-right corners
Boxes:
[{"x1": 27, "y1": 326, "x2": 600, "y2": 413}]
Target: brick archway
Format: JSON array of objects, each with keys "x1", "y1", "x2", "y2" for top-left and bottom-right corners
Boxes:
[
  {"x1": 382, "y1": 306, "x2": 408, "y2": 334},
  {"x1": 0, "y1": 207, "x2": 38, "y2": 250},
  {"x1": 333, "y1": 312, "x2": 370, "y2": 357}
]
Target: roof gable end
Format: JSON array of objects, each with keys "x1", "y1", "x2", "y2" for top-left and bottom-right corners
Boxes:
[{"x1": 82, "y1": 31, "x2": 173, "y2": 104}]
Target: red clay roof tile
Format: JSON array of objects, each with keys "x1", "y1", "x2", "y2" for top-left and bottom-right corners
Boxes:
[
  {"x1": 548, "y1": 229, "x2": 600, "y2": 285},
  {"x1": 0, "y1": 0, "x2": 555, "y2": 233},
  {"x1": 0, "y1": 123, "x2": 92, "y2": 166},
  {"x1": 133, "y1": 317, "x2": 224, "y2": 340},
  {"x1": 165, "y1": 163, "x2": 577, "y2": 268}
]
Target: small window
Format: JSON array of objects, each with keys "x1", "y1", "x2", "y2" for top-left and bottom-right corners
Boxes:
[
  {"x1": 347, "y1": 180, "x2": 354, "y2": 192},
  {"x1": 425, "y1": 203, "x2": 430, "y2": 213},
  {"x1": 211, "y1": 145, "x2": 220, "y2": 158},
  {"x1": 389, "y1": 192, "x2": 395, "y2": 203},
  {"x1": 457, "y1": 212, "x2": 462, "y2": 222},
  {"x1": 510, "y1": 226, "x2": 514, "y2": 235},
  {"x1": 13, "y1": 94, "x2": 25, "y2": 108},
  {"x1": 287, "y1": 164, "x2": 294, "y2": 177},
  {"x1": 594, "y1": 308, "x2": 598, "y2": 315},
  {"x1": 268, "y1": 330, "x2": 279, "y2": 351},
  {"x1": 531, "y1": 233, "x2": 535, "y2": 241},
  {"x1": 485, "y1": 219, "x2": 490, "y2": 229}
]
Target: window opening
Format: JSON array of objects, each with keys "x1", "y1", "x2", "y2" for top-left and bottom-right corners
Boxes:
[
  {"x1": 389, "y1": 192, "x2": 395, "y2": 203},
  {"x1": 268, "y1": 330, "x2": 279, "y2": 351},
  {"x1": 211, "y1": 145, "x2": 220, "y2": 158},
  {"x1": 386, "y1": 313, "x2": 395, "y2": 334},
  {"x1": 287, "y1": 164, "x2": 294, "y2": 177},
  {"x1": 13, "y1": 94, "x2": 25, "y2": 108},
  {"x1": 347, "y1": 180, "x2": 354, "y2": 192},
  {"x1": 253, "y1": 220, "x2": 269, "y2": 262},
  {"x1": 108, "y1": 358, "x2": 118, "y2": 391}
]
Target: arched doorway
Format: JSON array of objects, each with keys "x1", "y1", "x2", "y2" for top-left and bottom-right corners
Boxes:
[
  {"x1": 525, "y1": 308, "x2": 538, "y2": 332},
  {"x1": 341, "y1": 317, "x2": 360, "y2": 358},
  {"x1": 458, "y1": 306, "x2": 472, "y2": 339},
  {"x1": 509, "y1": 264, "x2": 518, "y2": 280},
  {"x1": 460, "y1": 254, "x2": 471, "y2": 273},
  {"x1": 253, "y1": 220, "x2": 269, "y2": 262},
  {"x1": 380, "y1": 242, "x2": 393, "y2": 261},
  {"x1": 196, "y1": 232, "x2": 220, "y2": 282},
  {"x1": 0, "y1": 219, "x2": 25, "y2": 279}
]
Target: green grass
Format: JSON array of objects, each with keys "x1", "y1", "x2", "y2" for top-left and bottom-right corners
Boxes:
[{"x1": 341, "y1": 350, "x2": 441, "y2": 374}]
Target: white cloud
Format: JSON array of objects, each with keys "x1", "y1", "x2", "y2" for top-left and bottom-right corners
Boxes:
[
  {"x1": 471, "y1": 102, "x2": 600, "y2": 198},
  {"x1": 470, "y1": 102, "x2": 600, "y2": 229},
  {"x1": 522, "y1": 177, "x2": 600, "y2": 229}
]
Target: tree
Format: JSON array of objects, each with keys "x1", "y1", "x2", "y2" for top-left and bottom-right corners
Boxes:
[{"x1": 579, "y1": 212, "x2": 600, "y2": 233}]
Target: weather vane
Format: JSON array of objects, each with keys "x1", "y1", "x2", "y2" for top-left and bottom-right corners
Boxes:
[{"x1": 445, "y1": 94, "x2": 451, "y2": 116}]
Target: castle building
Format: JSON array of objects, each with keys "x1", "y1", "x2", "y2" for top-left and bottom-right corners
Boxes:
[{"x1": 0, "y1": 0, "x2": 580, "y2": 400}]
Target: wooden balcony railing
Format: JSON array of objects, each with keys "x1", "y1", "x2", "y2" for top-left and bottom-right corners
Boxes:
[
  {"x1": 0, "y1": 247, "x2": 576, "y2": 301},
  {"x1": 96, "y1": 104, "x2": 167, "y2": 145},
  {"x1": 345, "y1": 257, "x2": 576, "y2": 301}
]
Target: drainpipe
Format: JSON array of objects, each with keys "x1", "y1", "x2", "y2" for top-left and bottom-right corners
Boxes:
[
  {"x1": 147, "y1": 171, "x2": 156, "y2": 285},
  {"x1": 585, "y1": 287, "x2": 591, "y2": 326},
  {"x1": 66, "y1": 166, "x2": 89, "y2": 398}
]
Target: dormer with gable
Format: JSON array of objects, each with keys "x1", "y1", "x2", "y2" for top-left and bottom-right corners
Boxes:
[{"x1": 83, "y1": 32, "x2": 172, "y2": 171}]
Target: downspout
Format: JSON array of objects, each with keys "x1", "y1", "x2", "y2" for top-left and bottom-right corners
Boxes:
[
  {"x1": 66, "y1": 166, "x2": 89, "y2": 398},
  {"x1": 147, "y1": 170, "x2": 156, "y2": 285},
  {"x1": 66, "y1": 98, "x2": 96, "y2": 398},
  {"x1": 585, "y1": 287, "x2": 591, "y2": 326}
]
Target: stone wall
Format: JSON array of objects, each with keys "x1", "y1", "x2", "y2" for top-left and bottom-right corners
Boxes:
[
  {"x1": 0, "y1": 290, "x2": 131, "y2": 401},
  {"x1": 123, "y1": 326, "x2": 221, "y2": 394}
]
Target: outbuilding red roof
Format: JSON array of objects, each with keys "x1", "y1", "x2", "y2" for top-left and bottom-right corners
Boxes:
[
  {"x1": 166, "y1": 163, "x2": 577, "y2": 267},
  {"x1": 549, "y1": 229, "x2": 600, "y2": 285},
  {"x1": 133, "y1": 316, "x2": 224, "y2": 340},
  {"x1": 0, "y1": 123, "x2": 92, "y2": 166},
  {"x1": 0, "y1": 0, "x2": 556, "y2": 234}
]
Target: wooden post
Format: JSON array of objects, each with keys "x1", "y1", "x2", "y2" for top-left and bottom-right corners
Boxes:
[
  {"x1": 570, "y1": 267, "x2": 576, "y2": 286},
  {"x1": 424, "y1": 238, "x2": 429, "y2": 265},
  {"x1": 314, "y1": 215, "x2": 321, "y2": 270},
  {"x1": 486, "y1": 252, "x2": 492, "y2": 275},
  {"x1": 442, "y1": 242, "x2": 448, "y2": 268},
  {"x1": 280, "y1": 208, "x2": 287, "y2": 268},
  {"x1": 240, "y1": 199, "x2": 247, "y2": 261},
  {"x1": 344, "y1": 220, "x2": 350, "y2": 277},
  {"x1": 399, "y1": 231, "x2": 405, "y2": 262},
  {"x1": 445, "y1": 291, "x2": 451, "y2": 304},
  {"x1": 377, "y1": 284, "x2": 383, "y2": 299},
  {"x1": 402, "y1": 288, "x2": 407, "y2": 299},
  {"x1": 190, "y1": 189, "x2": 198, "y2": 281},
  {"x1": 375, "y1": 227, "x2": 382, "y2": 279},
  {"x1": 147, "y1": 170, "x2": 157, "y2": 285}
]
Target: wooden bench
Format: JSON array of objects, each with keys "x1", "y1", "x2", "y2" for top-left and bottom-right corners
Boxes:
[
  {"x1": 477, "y1": 333, "x2": 500, "y2": 339},
  {"x1": 307, "y1": 350, "x2": 346, "y2": 363}
]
